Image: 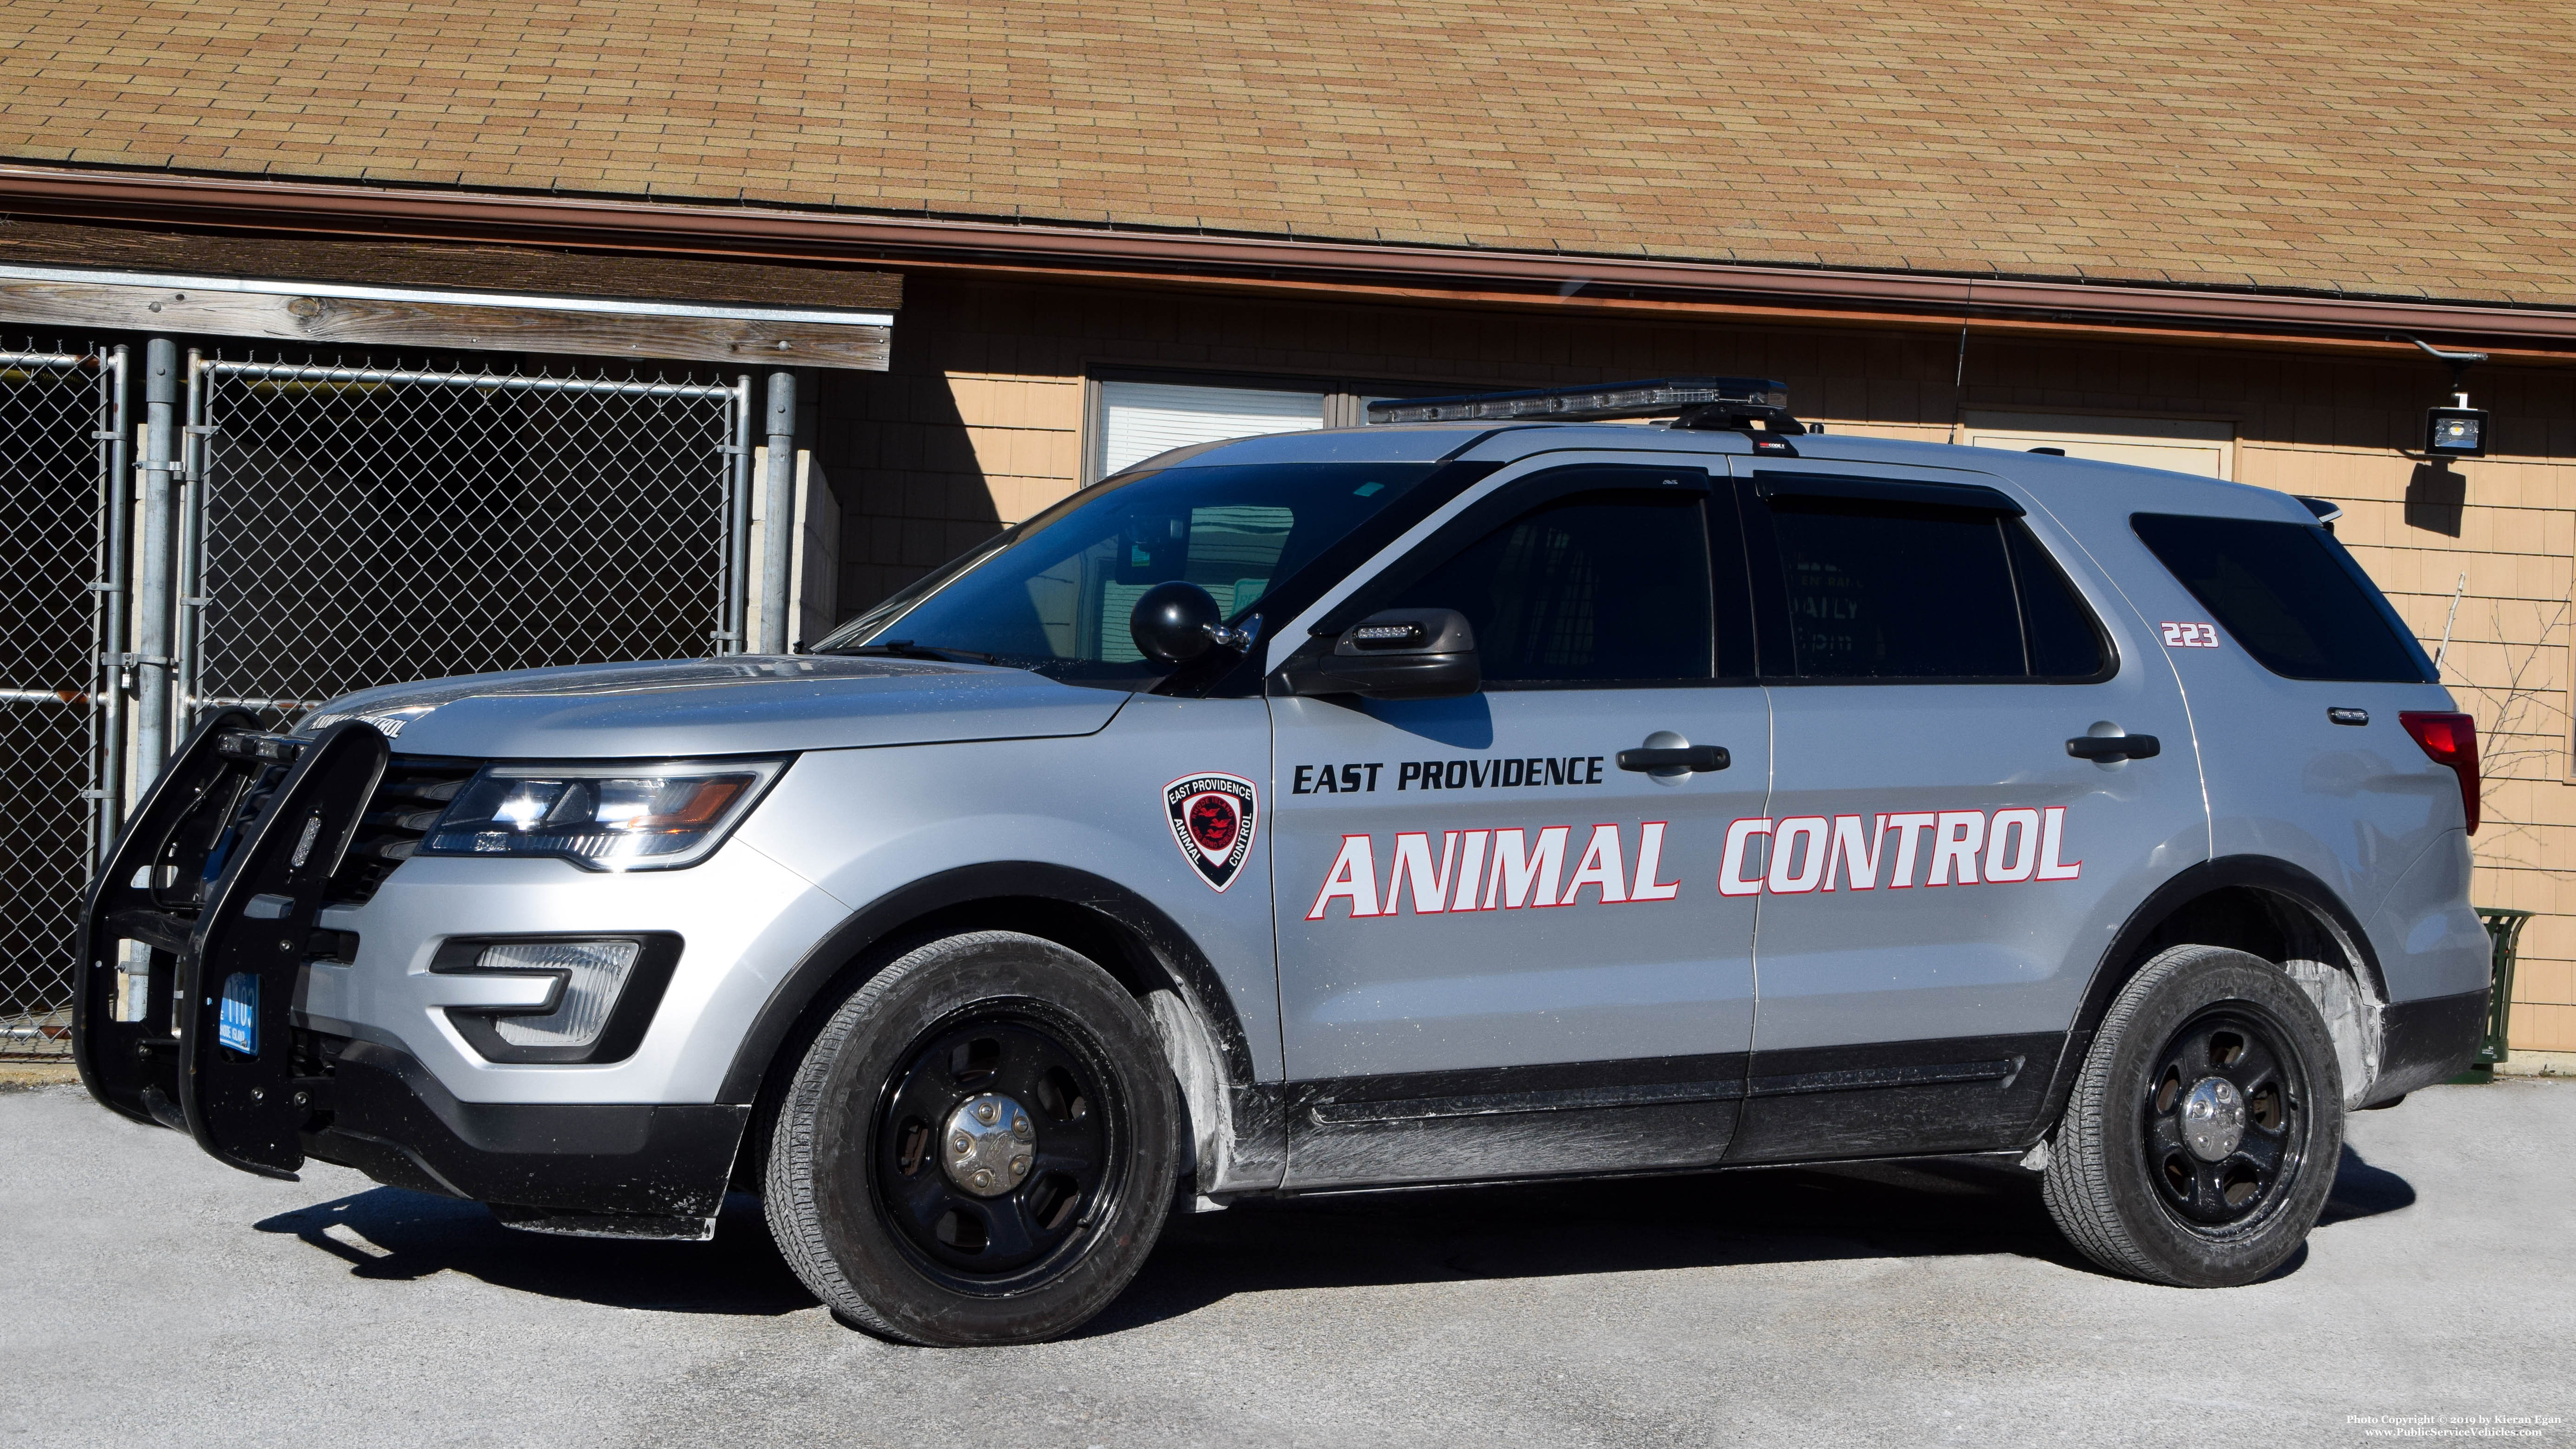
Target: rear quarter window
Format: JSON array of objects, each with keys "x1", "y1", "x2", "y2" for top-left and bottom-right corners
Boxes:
[{"x1": 2130, "y1": 513, "x2": 2435, "y2": 683}]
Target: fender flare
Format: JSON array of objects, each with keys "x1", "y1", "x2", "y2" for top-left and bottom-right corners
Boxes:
[
  {"x1": 2025, "y1": 853, "x2": 2386, "y2": 1139},
  {"x1": 715, "y1": 862, "x2": 1262, "y2": 1106}
]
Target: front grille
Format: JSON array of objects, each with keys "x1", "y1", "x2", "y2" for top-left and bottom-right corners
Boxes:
[{"x1": 328, "y1": 756, "x2": 481, "y2": 905}]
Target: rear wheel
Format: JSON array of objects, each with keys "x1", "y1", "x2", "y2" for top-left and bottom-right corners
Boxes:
[
  {"x1": 2042, "y1": 944, "x2": 2344, "y2": 1287},
  {"x1": 763, "y1": 931, "x2": 1179, "y2": 1345}
]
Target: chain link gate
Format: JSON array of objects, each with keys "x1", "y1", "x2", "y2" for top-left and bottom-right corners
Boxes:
[
  {"x1": 177, "y1": 356, "x2": 756, "y2": 733},
  {"x1": 0, "y1": 345, "x2": 125, "y2": 1060}
]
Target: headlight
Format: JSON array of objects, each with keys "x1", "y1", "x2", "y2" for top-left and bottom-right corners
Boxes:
[{"x1": 418, "y1": 759, "x2": 785, "y2": 871}]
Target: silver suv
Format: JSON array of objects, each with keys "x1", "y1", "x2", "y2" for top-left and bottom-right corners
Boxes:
[{"x1": 77, "y1": 377, "x2": 2491, "y2": 1345}]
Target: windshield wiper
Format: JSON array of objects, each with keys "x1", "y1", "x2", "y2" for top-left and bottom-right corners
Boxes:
[{"x1": 831, "y1": 639, "x2": 1002, "y2": 664}]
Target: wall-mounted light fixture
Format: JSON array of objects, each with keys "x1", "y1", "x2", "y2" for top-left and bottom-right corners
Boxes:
[{"x1": 2412, "y1": 337, "x2": 2490, "y2": 459}]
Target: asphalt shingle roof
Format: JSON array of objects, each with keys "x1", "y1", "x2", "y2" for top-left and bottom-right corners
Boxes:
[{"x1": 6, "y1": 0, "x2": 2573, "y2": 307}]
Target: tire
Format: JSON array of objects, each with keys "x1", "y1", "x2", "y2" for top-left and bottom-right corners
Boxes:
[
  {"x1": 763, "y1": 931, "x2": 1179, "y2": 1345},
  {"x1": 2041, "y1": 944, "x2": 2345, "y2": 1287}
]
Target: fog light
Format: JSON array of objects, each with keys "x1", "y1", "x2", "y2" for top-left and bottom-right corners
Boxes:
[{"x1": 475, "y1": 940, "x2": 641, "y2": 1048}]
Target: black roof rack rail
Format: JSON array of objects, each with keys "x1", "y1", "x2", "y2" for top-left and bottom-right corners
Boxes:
[{"x1": 1365, "y1": 376, "x2": 1808, "y2": 439}]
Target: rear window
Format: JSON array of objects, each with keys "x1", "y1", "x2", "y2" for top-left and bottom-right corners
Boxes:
[
  {"x1": 1758, "y1": 499, "x2": 2108, "y2": 681},
  {"x1": 2130, "y1": 513, "x2": 2435, "y2": 683}
]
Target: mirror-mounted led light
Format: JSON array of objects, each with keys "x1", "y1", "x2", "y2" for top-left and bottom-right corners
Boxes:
[
  {"x1": 1367, "y1": 376, "x2": 1790, "y2": 425},
  {"x1": 2426, "y1": 407, "x2": 2487, "y2": 458},
  {"x1": 419, "y1": 759, "x2": 785, "y2": 870}
]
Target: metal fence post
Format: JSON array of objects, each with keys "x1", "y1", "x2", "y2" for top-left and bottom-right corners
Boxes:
[
  {"x1": 94, "y1": 345, "x2": 131, "y2": 859},
  {"x1": 132, "y1": 338, "x2": 178, "y2": 789},
  {"x1": 721, "y1": 376, "x2": 754, "y2": 655},
  {"x1": 759, "y1": 370, "x2": 797, "y2": 655}
]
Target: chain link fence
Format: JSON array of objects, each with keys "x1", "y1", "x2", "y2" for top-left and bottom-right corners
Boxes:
[
  {"x1": 181, "y1": 357, "x2": 754, "y2": 731},
  {"x1": 1, "y1": 344, "x2": 753, "y2": 1062},
  {"x1": 0, "y1": 345, "x2": 121, "y2": 1060}
]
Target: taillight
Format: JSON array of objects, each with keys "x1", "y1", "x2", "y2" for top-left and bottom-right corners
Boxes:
[{"x1": 2399, "y1": 711, "x2": 2480, "y2": 834}]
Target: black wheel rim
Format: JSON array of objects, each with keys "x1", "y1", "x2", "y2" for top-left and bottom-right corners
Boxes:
[
  {"x1": 2141, "y1": 1004, "x2": 2309, "y2": 1233},
  {"x1": 869, "y1": 1002, "x2": 1124, "y2": 1292}
]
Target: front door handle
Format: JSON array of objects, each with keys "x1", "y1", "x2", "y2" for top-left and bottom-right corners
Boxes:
[
  {"x1": 1617, "y1": 745, "x2": 1730, "y2": 773},
  {"x1": 2066, "y1": 734, "x2": 2160, "y2": 761}
]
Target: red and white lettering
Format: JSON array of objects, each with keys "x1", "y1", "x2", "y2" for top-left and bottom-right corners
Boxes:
[
  {"x1": 2036, "y1": 805, "x2": 2082, "y2": 880},
  {"x1": 1307, "y1": 834, "x2": 1382, "y2": 919},
  {"x1": 1984, "y1": 807, "x2": 2042, "y2": 882},
  {"x1": 1380, "y1": 832, "x2": 1460, "y2": 915},
  {"x1": 1767, "y1": 816, "x2": 1831, "y2": 894},
  {"x1": 1823, "y1": 813, "x2": 1883, "y2": 891},
  {"x1": 1308, "y1": 803, "x2": 2085, "y2": 921},
  {"x1": 1927, "y1": 811, "x2": 1985, "y2": 886},
  {"x1": 1718, "y1": 817, "x2": 1773, "y2": 898},
  {"x1": 1449, "y1": 830, "x2": 1492, "y2": 911},
  {"x1": 1560, "y1": 824, "x2": 1630, "y2": 905},
  {"x1": 1882, "y1": 812, "x2": 1939, "y2": 888},
  {"x1": 1630, "y1": 821, "x2": 1681, "y2": 902},
  {"x1": 1483, "y1": 826, "x2": 1570, "y2": 909}
]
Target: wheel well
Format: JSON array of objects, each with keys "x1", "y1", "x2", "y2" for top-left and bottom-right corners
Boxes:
[
  {"x1": 2122, "y1": 886, "x2": 2360, "y2": 988},
  {"x1": 728, "y1": 892, "x2": 1214, "y2": 1192},
  {"x1": 2028, "y1": 864, "x2": 2388, "y2": 1140}
]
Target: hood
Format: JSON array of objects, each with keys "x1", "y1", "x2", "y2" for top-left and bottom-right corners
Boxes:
[{"x1": 297, "y1": 656, "x2": 1129, "y2": 759}]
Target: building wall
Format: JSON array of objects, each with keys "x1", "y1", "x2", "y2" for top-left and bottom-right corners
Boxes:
[{"x1": 815, "y1": 274, "x2": 2576, "y2": 1053}]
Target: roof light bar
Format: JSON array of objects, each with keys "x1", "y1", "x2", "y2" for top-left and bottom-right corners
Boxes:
[{"x1": 1366, "y1": 376, "x2": 1790, "y2": 426}]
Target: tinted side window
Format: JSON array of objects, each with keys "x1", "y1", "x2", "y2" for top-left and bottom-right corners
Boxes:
[
  {"x1": 2131, "y1": 514, "x2": 2434, "y2": 683},
  {"x1": 1388, "y1": 492, "x2": 1714, "y2": 683},
  {"x1": 2008, "y1": 524, "x2": 2110, "y2": 678},
  {"x1": 1762, "y1": 502, "x2": 1993, "y2": 678}
]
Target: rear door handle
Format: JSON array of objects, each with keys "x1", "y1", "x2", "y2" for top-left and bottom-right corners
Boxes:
[
  {"x1": 1617, "y1": 745, "x2": 1730, "y2": 773},
  {"x1": 2066, "y1": 734, "x2": 2160, "y2": 761}
]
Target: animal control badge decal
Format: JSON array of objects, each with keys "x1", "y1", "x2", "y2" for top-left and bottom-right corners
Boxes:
[{"x1": 1165, "y1": 772, "x2": 1258, "y2": 892}]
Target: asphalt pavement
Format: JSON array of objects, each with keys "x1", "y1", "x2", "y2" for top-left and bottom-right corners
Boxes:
[{"x1": 3, "y1": 1075, "x2": 2570, "y2": 1449}]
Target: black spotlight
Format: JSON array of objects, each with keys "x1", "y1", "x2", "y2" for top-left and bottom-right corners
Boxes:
[
  {"x1": 2412, "y1": 337, "x2": 2490, "y2": 459},
  {"x1": 2426, "y1": 405, "x2": 2488, "y2": 458}
]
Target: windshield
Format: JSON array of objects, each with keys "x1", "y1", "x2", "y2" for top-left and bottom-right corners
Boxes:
[{"x1": 814, "y1": 461, "x2": 1448, "y2": 686}]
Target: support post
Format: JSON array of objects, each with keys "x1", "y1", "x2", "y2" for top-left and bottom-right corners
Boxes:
[
  {"x1": 758, "y1": 369, "x2": 797, "y2": 655},
  {"x1": 721, "y1": 376, "x2": 754, "y2": 654},
  {"x1": 95, "y1": 345, "x2": 131, "y2": 860},
  {"x1": 133, "y1": 338, "x2": 178, "y2": 789}
]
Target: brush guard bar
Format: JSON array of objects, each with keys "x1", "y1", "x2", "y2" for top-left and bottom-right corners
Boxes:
[{"x1": 73, "y1": 714, "x2": 389, "y2": 1179}]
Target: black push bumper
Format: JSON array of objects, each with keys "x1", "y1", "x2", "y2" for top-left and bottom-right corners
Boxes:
[{"x1": 73, "y1": 714, "x2": 746, "y2": 1233}]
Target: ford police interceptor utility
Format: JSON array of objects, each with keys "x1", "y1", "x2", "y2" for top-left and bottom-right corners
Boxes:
[{"x1": 75, "y1": 377, "x2": 2491, "y2": 1346}]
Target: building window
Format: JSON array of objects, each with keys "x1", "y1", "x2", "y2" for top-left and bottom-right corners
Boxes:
[
  {"x1": 1962, "y1": 412, "x2": 2236, "y2": 480},
  {"x1": 1094, "y1": 380, "x2": 1327, "y2": 479}
]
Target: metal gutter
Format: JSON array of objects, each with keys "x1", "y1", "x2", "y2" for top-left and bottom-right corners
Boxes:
[{"x1": 7, "y1": 163, "x2": 2575, "y2": 352}]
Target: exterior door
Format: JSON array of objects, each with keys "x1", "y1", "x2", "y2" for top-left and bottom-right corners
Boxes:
[
  {"x1": 1730, "y1": 457, "x2": 2206, "y2": 1162},
  {"x1": 1269, "y1": 463, "x2": 1771, "y2": 1187}
]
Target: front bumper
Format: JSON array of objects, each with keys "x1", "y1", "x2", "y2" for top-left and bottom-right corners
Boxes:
[
  {"x1": 304, "y1": 1035, "x2": 747, "y2": 1233},
  {"x1": 77, "y1": 717, "x2": 835, "y2": 1226}
]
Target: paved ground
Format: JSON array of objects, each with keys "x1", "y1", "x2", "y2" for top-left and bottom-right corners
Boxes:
[{"x1": 4, "y1": 1078, "x2": 2569, "y2": 1449}]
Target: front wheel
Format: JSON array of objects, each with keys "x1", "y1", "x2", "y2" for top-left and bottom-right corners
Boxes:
[
  {"x1": 764, "y1": 931, "x2": 1179, "y2": 1345},
  {"x1": 2042, "y1": 944, "x2": 2345, "y2": 1287}
]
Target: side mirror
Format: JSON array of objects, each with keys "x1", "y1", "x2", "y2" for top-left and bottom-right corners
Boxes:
[{"x1": 1282, "y1": 608, "x2": 1480, "y2": 701}]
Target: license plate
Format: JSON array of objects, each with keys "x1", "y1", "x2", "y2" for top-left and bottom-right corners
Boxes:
[{"x1": 217, "y1": 972, "x2": 259, "y2": 1056}]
